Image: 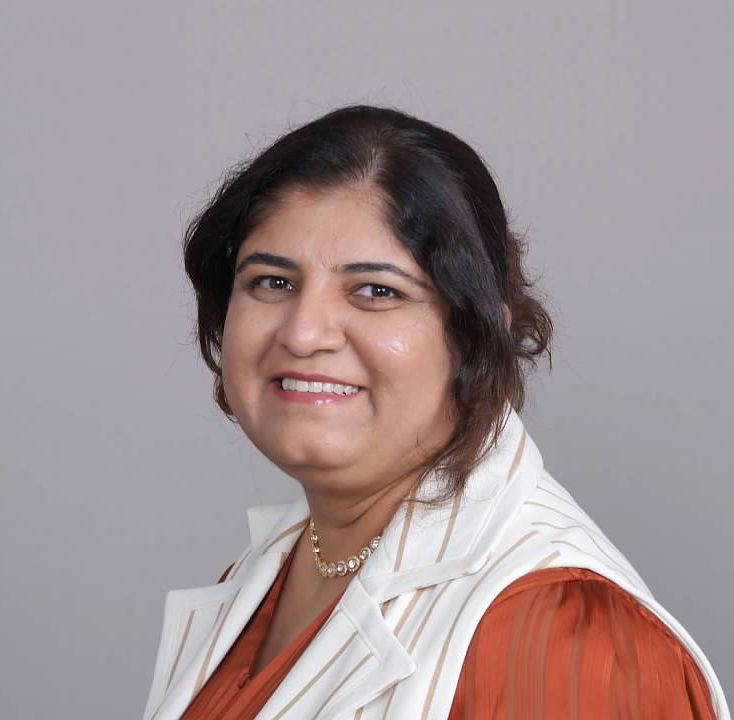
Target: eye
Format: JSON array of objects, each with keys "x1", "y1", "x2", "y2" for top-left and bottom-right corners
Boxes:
[
  {"x1": 354, "y1": 283, "x2": 403, "y2": 301},
  {"x1": 246, "y1": 275, "x2": 294, "y2": 292},
  {"x1": 244, "y1": 276, "x2": 403, "y2": 303}
]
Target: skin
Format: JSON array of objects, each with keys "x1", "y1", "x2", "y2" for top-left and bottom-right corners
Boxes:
[{"x1": 221, "y1": 185, "x2": 511, "y2": 669}]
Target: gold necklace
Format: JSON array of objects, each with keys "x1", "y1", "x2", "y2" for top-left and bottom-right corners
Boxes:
[{"x1": 309, "y1": 518, "x2": 381, "y2": 578}]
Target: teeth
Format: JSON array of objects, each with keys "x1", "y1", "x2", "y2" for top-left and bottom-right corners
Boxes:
[{"x1": 280, "y1": 377, "x2": 360, "y2": 395}]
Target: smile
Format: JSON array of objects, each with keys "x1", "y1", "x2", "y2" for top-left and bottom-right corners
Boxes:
[
  {"x1": 278, "y1": 377, "x2": 361, "y2": 395},
  {"x1": 271, "y1": 378, "x2": 364, "y2": 404}
]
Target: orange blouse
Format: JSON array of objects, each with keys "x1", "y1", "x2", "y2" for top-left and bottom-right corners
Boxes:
[{"x1": 180, "y1": 546, "x2": 716, "y2": 719}]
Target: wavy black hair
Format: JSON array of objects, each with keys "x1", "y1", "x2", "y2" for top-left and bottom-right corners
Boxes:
[{"x1": 183, "y1": 104, "x2": 553, "y2": 507}]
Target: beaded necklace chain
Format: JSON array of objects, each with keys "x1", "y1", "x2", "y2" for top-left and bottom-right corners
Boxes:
[{"x1": 309, "y1": 519, "x2": 381, "y2": 579}]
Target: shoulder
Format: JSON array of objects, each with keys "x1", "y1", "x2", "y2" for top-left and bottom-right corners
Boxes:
[{"x1": 451, "y1": 567, "x2": 717, "y2": 719}]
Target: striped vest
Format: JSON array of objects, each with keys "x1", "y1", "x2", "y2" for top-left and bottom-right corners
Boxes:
[{"x1": 142, "y1": 406, "x2": 731, "y2": 719}]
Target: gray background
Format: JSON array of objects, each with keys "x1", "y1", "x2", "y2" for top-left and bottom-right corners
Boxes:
[{"x1": 1, "y1": 1, "x2": 731, "y2": 717}]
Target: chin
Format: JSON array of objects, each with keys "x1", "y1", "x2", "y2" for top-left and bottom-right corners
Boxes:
[{"x1": 256, "y1": 433, "x2": 353, "y2": 467}]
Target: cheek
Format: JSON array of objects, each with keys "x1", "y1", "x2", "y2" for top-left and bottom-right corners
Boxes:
[
  {"x1": 221, "y1": 310, "x2": 259, "y2": 380},
  {"x1": 366, "y1": 315, "x2": 453, "y2": 390}
]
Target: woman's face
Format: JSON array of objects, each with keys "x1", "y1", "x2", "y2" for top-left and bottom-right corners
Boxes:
[{"x1": 221, "y1": 186, "x2": 458, "y2": 500}]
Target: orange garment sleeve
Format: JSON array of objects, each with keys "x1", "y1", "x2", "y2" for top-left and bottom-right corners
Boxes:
[{"x1": 449, "y1": 566, "x2": 717, "y2": 719}]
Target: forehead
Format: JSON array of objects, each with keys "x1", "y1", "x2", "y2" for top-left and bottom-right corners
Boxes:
[{"x1": 240, "y1": 186, "x2": 415, "y2": 266}]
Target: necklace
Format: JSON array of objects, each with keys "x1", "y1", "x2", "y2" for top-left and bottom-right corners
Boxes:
[{"x1": 309, "y1": 518, "x2": 381, "y2": 579}]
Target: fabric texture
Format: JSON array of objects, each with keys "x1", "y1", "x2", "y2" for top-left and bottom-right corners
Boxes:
[{"x1": 178, "y1": 546, "x2": 716, "y2": 720}]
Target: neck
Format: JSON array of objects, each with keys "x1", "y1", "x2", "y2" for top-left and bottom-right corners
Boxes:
[{"x1": 302, "y1": 472, "x2": 417, "y2": 576}]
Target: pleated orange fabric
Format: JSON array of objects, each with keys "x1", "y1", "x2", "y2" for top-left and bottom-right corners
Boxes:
[
  {"x1": 450, "y1": 565, "x2": 717, "y2": 719},
  {"x1": 179, "y1": 547, "x2": 716, "y2": 719}
]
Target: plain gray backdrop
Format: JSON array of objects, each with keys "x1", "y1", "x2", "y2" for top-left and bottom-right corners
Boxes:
[{"x1": 1, "y1": 1, "x2": 731, "y2": 717}]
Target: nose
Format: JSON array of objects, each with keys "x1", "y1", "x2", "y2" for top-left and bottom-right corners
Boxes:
[{"x1": 273, "y1": 285, "x2": 346, "y2": 356}]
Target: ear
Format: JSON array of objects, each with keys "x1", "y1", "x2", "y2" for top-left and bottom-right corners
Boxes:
[{"x1": 502, "y1": 303, "x2": 512, "y2": 331}]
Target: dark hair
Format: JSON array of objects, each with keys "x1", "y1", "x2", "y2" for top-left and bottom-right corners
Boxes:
[{"x1": 183, "y1": 104, "x2": 553, "y2": 507}]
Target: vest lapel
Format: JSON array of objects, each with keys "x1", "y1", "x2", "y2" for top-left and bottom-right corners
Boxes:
[
  {"x1": 144, "y1": 499, "x2": 311, "y2": 720},
  {"x1": 252, "y1": 575, "x2": 416, "y2": 720}
]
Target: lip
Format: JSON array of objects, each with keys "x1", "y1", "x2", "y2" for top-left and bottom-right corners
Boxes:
[
  {"x1": 270, "y1": 380, "x2": 364, "y2": 405},
  {"x1": 270, "y1": 370, "x2": 363, "y2": 388}
]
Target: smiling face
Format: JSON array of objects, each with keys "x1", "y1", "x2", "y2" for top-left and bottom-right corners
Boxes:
[{"x1": 221, "y1": 186, "x2": 458, "y2": 500}]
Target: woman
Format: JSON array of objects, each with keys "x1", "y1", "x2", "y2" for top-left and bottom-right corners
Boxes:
[{"x1": 142, "y1": 105, "x2": 730, "y2": 719}]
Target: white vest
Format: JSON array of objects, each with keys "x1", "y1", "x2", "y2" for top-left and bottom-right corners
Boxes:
[{"x1": 142, "y1": 406, "x2": 731, "y2": 719}]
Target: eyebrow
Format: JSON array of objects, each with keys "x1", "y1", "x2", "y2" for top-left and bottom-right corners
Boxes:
[{"x1": 234, "y1": 251, "x2": 432, "y2": 290}]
